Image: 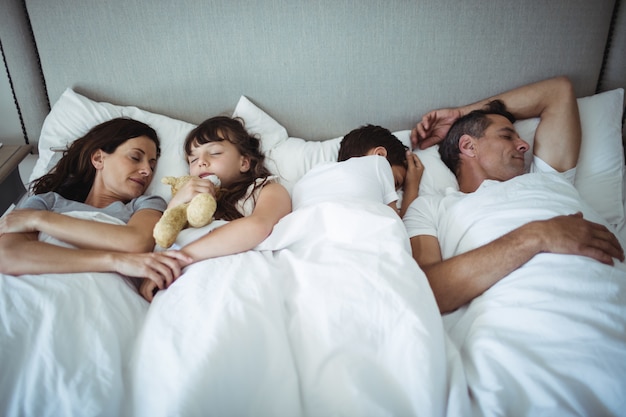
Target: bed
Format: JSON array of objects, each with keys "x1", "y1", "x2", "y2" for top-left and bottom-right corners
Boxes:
[{"x1": 1, "y1": 1, "x2": 625, "y2": 416}]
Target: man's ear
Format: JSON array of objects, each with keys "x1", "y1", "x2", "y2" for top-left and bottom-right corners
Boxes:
[
  {"x1": 458, "y1": 135, "x2": 476, "y2": 157},
  {"x1": 366, "y1": 146, "x2": 388, "y2": 157}
]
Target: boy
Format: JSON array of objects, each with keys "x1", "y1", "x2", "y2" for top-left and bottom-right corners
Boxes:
[{"x1": 291, "y1": 125, "x2": 422, "y2": 217}]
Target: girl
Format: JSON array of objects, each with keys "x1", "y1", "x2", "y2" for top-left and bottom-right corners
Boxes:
[
  {"x1": 139, "y1": 116, "x2": 292, "y2": 301},
  {"x1": 0, "y1": 118, "x2": 189, "y2": 290}
]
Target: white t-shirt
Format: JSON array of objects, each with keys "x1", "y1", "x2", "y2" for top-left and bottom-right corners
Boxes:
[
  {"x1": 402, "y1": 157, "x2": 590, "y2": 259},
  {"x1": 291, "y1": 155, "x2": 398, "y2": 210}
]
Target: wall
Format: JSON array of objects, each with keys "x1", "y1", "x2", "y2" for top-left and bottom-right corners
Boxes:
[{"x1": 0, "y1": 61, "x2": 24, "y2": 145}]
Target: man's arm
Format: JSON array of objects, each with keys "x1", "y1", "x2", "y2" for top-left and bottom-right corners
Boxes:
[
  {"x1": 411, "y1": 213, "x2": 624, "y2": 313},
  {"x1": 412, "y1": 76, "x2": 581, "y2": 172}
]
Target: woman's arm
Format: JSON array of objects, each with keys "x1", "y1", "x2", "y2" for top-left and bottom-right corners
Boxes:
[
  {"x1": 180, "y1": 182, "x2": 292, "y2": 262},
  {"x1": 0, "y1": 230, "x2": 191, "y2": 288},
  {"x1": 0, "y1": 208, "x2": 161, "y2": 252}
]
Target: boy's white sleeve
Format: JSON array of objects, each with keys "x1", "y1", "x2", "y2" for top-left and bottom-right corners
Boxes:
[{"x1": 402, "y1": 194, "x2": 440, "y2": 238}]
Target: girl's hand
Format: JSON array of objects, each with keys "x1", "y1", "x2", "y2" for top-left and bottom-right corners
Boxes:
[
  {"x1": 132, "y1": 250, "x2": 194, "y2": 302},
  {"x1": 168, "y1": 177, "x2": 218, "y2": 208},
  {"x1": 0, "y1": 209, "x2": 44, "y2": 236},
  {"x1": 112, "y1": 251, "x2": 194, "y2": 302}
]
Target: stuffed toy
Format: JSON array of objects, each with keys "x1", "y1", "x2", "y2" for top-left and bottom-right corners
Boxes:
[{"x1": 153, "y1": 175, "x2": 221, "y2": 248}]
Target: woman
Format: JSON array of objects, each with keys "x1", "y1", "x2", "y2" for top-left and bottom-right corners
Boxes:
[{"x1": 0, "y1": 117, "x2": 190, "y2": 290}]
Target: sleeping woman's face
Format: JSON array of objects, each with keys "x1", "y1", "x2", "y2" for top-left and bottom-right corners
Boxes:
[
  {"x1": 92, "y1": 135, "x2": 158, "y2": 201},
  {"x1": 187, "y1": 139, "x2": 251, "y2": 187}
]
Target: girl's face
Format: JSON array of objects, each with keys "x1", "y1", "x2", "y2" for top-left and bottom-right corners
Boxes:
[
  {"x1": 187, "y1": 140, "x2": 250, "y2": 187},
  {"x1": 94, "y1": 135, "x2": 158, "y2": 200}
]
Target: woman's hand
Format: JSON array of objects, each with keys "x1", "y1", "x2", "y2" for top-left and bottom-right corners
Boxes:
[{"x1": 0, "y1": 209, "x2": 45, "y2": 236}]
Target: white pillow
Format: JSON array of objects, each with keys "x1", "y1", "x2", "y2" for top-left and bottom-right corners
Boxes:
[
  {"x1": 233, "y1": 96, "x2": 342, "y2": 194},
  {"x1": 232, "y1": 96, "x2": 288, "y2": 153},
  {"x1": 31, "y1": 88, "x2": 196, "y2": 200},
  {"x1": 233, "y1": 96, "x2": 344, "y2": 193},
  {"x1": 515, "y1": 89, "x2": 625, "y2": 226},
  {"x1": 234, "y1": 89, "x2": 625, "y2": 226}
]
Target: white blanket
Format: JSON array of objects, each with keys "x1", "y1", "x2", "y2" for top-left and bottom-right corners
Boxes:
[
  {"x1": 3, "y1": 184, "x2": 623, "y2": 416},
  {"x1": 128, "y1": 200, "x2": 469, "y2": 417},
  {"x1": 438, "y1": 174, "x2": 626, "y2": 416},
  {"x1": 0, "y1": 212, "x2": 149, "y2": 417}
]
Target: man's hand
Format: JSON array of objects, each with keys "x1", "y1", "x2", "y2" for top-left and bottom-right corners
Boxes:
[
  {"x1": 411, "y1": 108, "x2": 463, "y2": 150},
  {"x1": 534, "y1": 212, "x2": 624, "y2": 265}
]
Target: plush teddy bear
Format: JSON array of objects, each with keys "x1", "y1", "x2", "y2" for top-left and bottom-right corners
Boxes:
[{"x1": 152, "y1": 175, "x2": 221, "y2": 248}]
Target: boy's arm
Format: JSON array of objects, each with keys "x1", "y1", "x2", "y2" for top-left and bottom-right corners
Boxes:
[{"x1": 398, "y1": 151, "x2": 423, "y2": 218}]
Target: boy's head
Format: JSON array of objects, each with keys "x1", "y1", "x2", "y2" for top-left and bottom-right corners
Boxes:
[{"x1": 338, "y1": 125, "x2": 409, "y2": 168}]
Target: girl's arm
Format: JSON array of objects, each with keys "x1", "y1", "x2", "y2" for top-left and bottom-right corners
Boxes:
[
  {"x1": 179, "y1": 182, "x2": 292, "y2": 262},
  {"x1": 0, "y1": 208, "x2": 162, "y2": 252}
]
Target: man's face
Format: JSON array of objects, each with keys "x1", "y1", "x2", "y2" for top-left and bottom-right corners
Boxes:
[{"x1": 473, "y1": 114, "x2": 530, "y2": 182}]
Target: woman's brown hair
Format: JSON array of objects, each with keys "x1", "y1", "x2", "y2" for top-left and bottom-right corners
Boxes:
[{"x1": 30, "y1": 118, "x2": 160, "y2": 202}]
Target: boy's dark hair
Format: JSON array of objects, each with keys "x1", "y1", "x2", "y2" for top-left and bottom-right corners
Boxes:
[
  {"x1": 439, "y1": 100, "x2": 516, "y2": 175},
  {"x1": 338, "y1": 124, "x2": 408, "y2": 167}
]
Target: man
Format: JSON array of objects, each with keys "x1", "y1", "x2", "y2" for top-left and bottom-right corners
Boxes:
[{"x1": 404, "y1": 76, "x2": 624, "y2": 313}]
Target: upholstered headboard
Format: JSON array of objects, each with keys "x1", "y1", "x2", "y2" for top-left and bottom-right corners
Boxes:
[{"x1": 2, "y1": 0, "x2": 625, "y2": 147}]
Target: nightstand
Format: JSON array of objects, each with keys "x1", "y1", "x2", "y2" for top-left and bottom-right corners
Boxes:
[{"x1": 0, "y1": 144, "x2": 33, "y2": 214}]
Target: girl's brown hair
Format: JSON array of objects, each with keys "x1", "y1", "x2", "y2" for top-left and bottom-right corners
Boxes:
[
  {"x1": 184, "y1": 116, "x2": 272, "y2": 220},
  {"x1": 30, "y1": 118, "x2": 160, "y2": 202}
]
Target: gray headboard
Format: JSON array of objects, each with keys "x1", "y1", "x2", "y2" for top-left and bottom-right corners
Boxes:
[{"x1": 2, "y1": 0, "x2": 625, "y2": 147}]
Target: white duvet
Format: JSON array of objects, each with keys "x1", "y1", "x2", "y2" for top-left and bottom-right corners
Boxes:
[
  {"x1": 437, "y1": 174, "x2": 626, "y2": 417},
  {"x1": 0, "y1": 203, "x2": 469, "y2": 417},
  {"x1": 2, "y1": 182, "x2": 625, "y2": 417},
  {"x1": 128, "y1": 200, "x2": 468, "y2": 417},
  {"x1": 0, "y1": 212, "x2": 148, "y2": 417}
]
